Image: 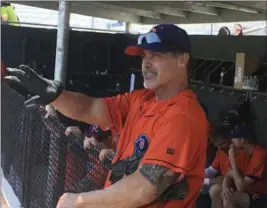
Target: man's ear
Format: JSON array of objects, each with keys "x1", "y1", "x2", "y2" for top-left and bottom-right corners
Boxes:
[{"x1": 177, "y1": 53, "x2": 190, "y2": 68}]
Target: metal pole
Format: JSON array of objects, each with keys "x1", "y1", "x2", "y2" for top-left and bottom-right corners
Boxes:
[
  {"x1": 125, "y1": 22, "x2": 130, "y2": 33},
  {"x1": 54, "y1": 1, "x2": 71, "y2": 87},
  {"x1": 210, "y1": 23, "x2": 213, "y2": 35}
]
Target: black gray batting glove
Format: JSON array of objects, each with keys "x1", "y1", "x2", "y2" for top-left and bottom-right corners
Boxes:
[{"x1": 4, "y1": 65, "x2": 63, "y2": 107}]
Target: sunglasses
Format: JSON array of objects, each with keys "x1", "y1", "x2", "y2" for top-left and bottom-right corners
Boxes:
[
  {"x1": 137, "y1": 32, "x2": 162, "y2": 45},
  {"x1": 136, "y1": 31, "x2": 188, "y2": 54}
]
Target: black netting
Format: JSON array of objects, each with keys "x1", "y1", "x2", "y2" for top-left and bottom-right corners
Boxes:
[
  {"x1": 1, "y1": 83, "x2": 27, "y2": 204},
  {"x1": 1, "y1": 83, "x2": 112, "y2": 208}
]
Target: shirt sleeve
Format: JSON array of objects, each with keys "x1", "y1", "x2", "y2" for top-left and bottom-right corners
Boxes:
[
  {"x1": 211, "y1": 151, "x2": 220, "y2": 171},
  {"x1": 103, "y1": 92, "x2": 131, "y2": 135},
  {"x1": 245, "y1": 146, "x2": 267, "y2": 180},
  {"x1": 141, "y1": 113, "x2": 208, "y2": 174}
]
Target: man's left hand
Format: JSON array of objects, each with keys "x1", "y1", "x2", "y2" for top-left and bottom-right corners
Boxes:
[{"x1": 56, "y1": 193, "x2": 79, "y2": 208}]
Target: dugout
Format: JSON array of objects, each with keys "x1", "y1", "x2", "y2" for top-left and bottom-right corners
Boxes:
[{"x1": 1, "y1": 1, "x2": 267, "y2": 208}]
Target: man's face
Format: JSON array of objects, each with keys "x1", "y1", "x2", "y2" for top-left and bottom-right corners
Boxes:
[
  {"x1": 213, "y1": 136, "x2": 231, "y2": 153},
  {"x1": 234, "y1": 24, "x2": 242, "y2": 35},
  {"x1": 232, "y1": 138, "x2": 245, "y2": 149},
  {"x1": 141, "y1": 50, "x2": 187, "y2": 90}
]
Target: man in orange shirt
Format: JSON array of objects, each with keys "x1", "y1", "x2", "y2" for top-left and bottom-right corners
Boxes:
[
  {"x1": 5, "y1": 24, "x2": 209, "y2": 208},
  {"x1": 207, "y1": 124, "x2": 267, "y2": 208},
  {"x1": 202, "y1": 126, "x2": 230, "y2": 188}
]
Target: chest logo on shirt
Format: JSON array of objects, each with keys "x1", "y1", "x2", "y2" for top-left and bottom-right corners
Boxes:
[{"x1": 133, "y1": 134, "x2": 149, "y2": 158}]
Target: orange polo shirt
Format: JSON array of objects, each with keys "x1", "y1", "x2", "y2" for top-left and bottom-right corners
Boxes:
[
  {"x1": 103, "y1": 89, "x2": 209, "y2": 208},
  {"x1": 212, "y1": 145, "x2": 267, "y2": 194}
]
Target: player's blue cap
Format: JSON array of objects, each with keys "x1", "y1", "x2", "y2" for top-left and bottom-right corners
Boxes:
[
  {"x1": 125, "y1": 24, "x2": 191, "y2": 56},
  {"x1": 229, "y1": 123, "x2": 254, "y2": 138}
]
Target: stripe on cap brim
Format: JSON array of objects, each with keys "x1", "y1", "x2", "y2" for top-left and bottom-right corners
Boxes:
[{"x1": 125, "y1": 45, "x2": 144, "y2": 56}]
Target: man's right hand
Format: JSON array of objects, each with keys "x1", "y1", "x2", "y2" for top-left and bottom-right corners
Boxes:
[
  {"x1": 5, "y1": 65, "x2": 63, "y2": 107},
  {"x1": 221, "y1": 187, "x2": 234, "y2": 200}
]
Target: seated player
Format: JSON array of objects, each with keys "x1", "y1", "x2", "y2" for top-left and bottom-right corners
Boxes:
[
  {"x1": 64, "y1": 125, "x2": 115, "y2": 192},
  {"x1": 65, "y1": 125, "x2": 115, "y2": 160},
  {"x1": 208, "y1": 123, "x2": 267, "y2": 208},
  {"x1": 203, "y1": 126, "x2": 230, "y2": 191}
]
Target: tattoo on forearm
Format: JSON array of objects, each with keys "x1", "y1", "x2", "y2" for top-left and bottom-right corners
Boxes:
[{"x1": 140, "y1": 164, "x2": 180, "y2": 196}]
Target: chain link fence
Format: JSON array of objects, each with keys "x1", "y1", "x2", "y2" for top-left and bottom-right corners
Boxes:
[{"x1": 1, "y1": 83, "x2": 112, "y2": 208}]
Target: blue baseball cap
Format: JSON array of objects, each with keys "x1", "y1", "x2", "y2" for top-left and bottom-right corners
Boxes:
[
  {"x1": 229, "y1": 123, "x2": 254, "y2": 138},
  {"x1": 125, "y1": 24, "x2": 191, "y2": 56}
]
